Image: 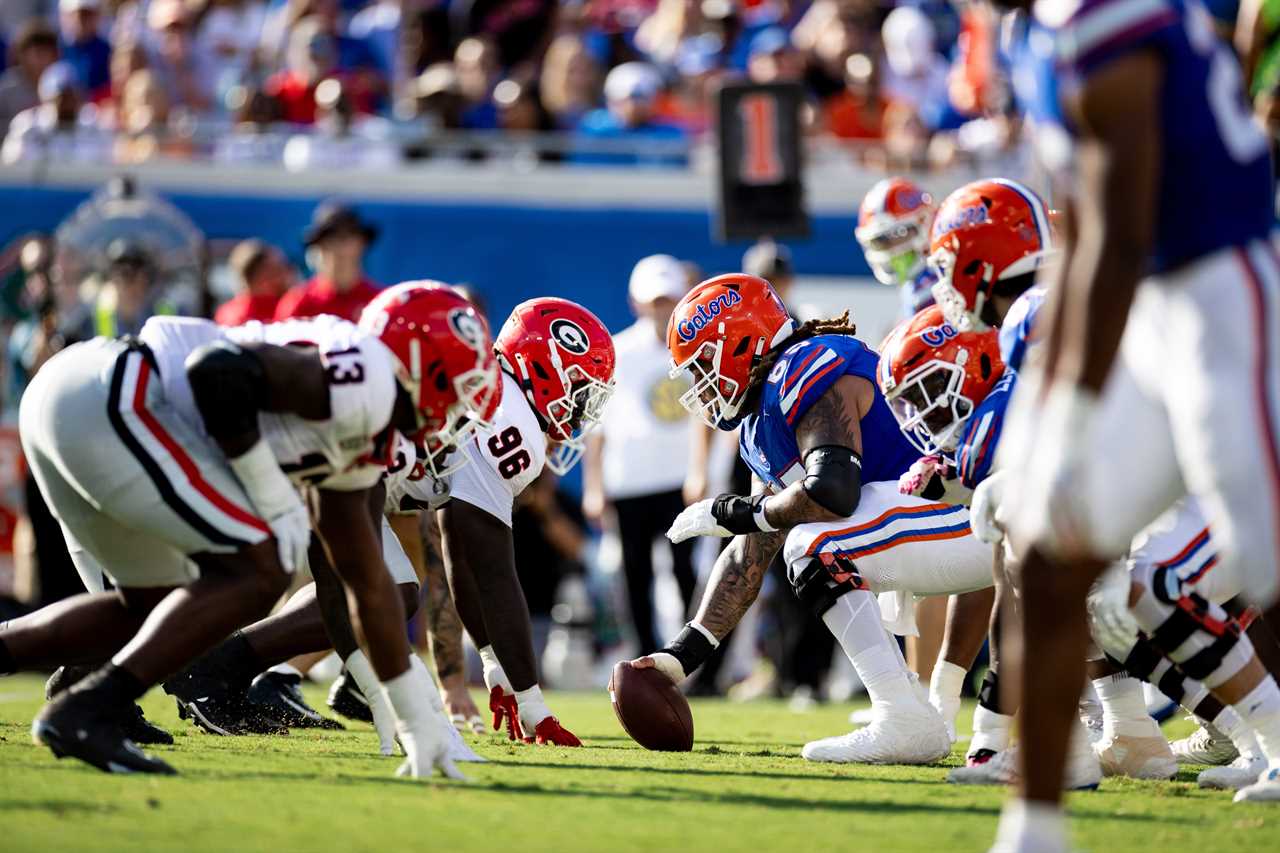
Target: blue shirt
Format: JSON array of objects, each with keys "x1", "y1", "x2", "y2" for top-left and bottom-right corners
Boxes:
[
  {"x1": 570, "y1": 110, "x2": 688, "y2": 167},
  {"x1": 739, "y1": 334, "x2": 919, "y2": 491},
  {"x1": 1011, "y1": 0, "x2": 1273, "y2": 273},
  {"x1": 901, "y1": 269, "x2": 937, "y2": 318},
  {"x1": 60, "y1": 36, "x2": 111, "y2": 94}
]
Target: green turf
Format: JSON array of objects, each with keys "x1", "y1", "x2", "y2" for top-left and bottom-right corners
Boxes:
[{"x1": 0, "y1": 673, "x2": 1272, "y2": 852}]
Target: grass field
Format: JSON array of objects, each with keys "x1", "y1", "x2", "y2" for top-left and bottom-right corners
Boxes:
[{"x1": 0, "y1": 673, "x2": 1274, "y2": 853}]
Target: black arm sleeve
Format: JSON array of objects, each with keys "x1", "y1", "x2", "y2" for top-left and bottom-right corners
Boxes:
[
  {"x1": 185, "y1": 341, "x2": 268, "y2": 441},
  {"x1": 801, "y1": 445, "x2": 862, "y2": 517}
]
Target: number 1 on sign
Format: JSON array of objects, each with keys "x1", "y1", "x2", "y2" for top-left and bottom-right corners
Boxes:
[{"x1": 738, "y1": 93, "x2": 783, "y2": 185}]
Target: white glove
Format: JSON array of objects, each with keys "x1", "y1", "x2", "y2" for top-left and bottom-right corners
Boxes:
[
  {"x1": 345, "y1": 649, "x2": 399, "y2": 757},
  {"x1": 969, "y1": 469, "x2": 1008, "y2": 546},
  {"x1": 1088, "y1": 562, "x2": 1141, "y2": 654},
  {"x1": 409, "y1": 656, "x2": 485, "y2": 764},
  {"x1": 634, "y1": 652, "x2": 686, "y2": 685},
  {"x1": 666, "y1": 499, "x2": 733, "y2": 543},
  {"x1": 384, "y1": 660, "x2": 466, "y2": 781},
  {"x1": 228, "y1": 439, "x2": 310, "y2": 572}
]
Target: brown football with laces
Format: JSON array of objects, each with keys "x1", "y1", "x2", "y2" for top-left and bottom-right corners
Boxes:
[{"x1": 609, "y1": 661, "x2": 694, "y2": 752}]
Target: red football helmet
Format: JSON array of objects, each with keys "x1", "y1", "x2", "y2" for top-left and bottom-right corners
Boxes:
[
  {"x1": 667, "y1": 273, "x2": 795, "y2": 429},
  {"x1": 359, "y1": 281, "x2": 501, "y2": 477},
  {"x1": 495, "y1": 297, "x2": 616, "y2": 475},
  {"x1": 856, "y1": 177, "x2": 936, "y2": 287},
  {"x1": 878, "y1": 305, "x2": 1005, "y2": 455},
  {"x1": 928, "y1": 178, "x2": 1055, "y2": 331}
]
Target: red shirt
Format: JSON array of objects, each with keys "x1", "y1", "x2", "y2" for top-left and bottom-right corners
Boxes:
[
  {"x1": 265, "y1": 71, "x2": 318, "y2": 125},
  {"x1": 215, "y1": 293, "x2": 282, "y2": 326},
  {"x1": 273, "y1": 276, "x2": 381, "y2": 323}
]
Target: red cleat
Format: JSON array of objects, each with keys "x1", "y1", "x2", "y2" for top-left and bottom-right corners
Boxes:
[
  {"x1": 489, "y1": 686, "x2": 524, "y2": 741},
  {"x1": 531, "y1": 716, "x2": 582, "y2": 747}
]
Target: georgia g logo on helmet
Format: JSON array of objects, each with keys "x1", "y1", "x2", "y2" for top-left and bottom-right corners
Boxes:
[
  {"x1": 448, "y1": 307, "x2": 487, "y2": 354},
  {"x1": 550, "y1": 318, "x2": 590, "y2": 355}
]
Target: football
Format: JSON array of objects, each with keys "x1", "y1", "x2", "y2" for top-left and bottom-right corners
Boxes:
[{"x1": 610, "y1": 661, "x2": 694, "y2": 752}]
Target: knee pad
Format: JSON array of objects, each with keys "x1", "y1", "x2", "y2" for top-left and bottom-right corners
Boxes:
[
  {"x1": 790, "y1": 553, "x2": 865, "y2": 619},
  {"x1": 1132, "y1": 566, "x2": 1252, "y2": 688}
]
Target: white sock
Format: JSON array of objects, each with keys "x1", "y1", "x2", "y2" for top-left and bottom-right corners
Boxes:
[
  {"x1": 382, "y1": 660, "x2": 432, "y2": 727},
  {"x1": 267, "y1": 663, "x2": 302, "y2": 679},
  {"x1": 1212, "y1": 705, "x2": 1261, "y2": 758},
  {"x1": 1093, "y1": 674, "x2": 1157, "y2": 738},
  {"x1": 515, "y1": 684, "x2": 552, "y2": 729},
  {"x1": 971, "y1": 705, "x2": 1015, "y2": 754},
  {"x1": 478, "y1": 645, "x2": 511, "y2": 693},
  {"x1": 994, "y1": 799, "x2": 1067, "y2": 853},
  {"x1": 823, "y1": 590, "x2": 920, "y2": 711},
  {"x1": 1235, "y1": 678, "x2": 1280, "y2": 761},
  {"x1": 930, "y1": 660, "x2": 967, "y2": 707}
]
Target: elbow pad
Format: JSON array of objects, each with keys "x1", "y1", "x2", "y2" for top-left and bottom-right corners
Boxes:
[
  {"x1": 801, "y1": 445, "x2": 862, "y2": 517},
  {"x1": 185, "y1": 341, "x2": 267, "y2": 440}
]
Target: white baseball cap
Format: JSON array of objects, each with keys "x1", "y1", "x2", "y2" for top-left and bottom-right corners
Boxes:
[
  {"x1": 629, "y1": 254, "x2": 688, "y2": 304},
  {"x1": 604, "y1": 62, "x2": 662, "y2": 104},
  {"x1": 60, "y1": 0, "x2": 101, "y2": 13}
]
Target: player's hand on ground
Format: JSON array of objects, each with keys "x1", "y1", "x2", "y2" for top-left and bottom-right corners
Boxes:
[
  {"x1": 489, "y1": 685, "x2": 525, "y2": 740},
  {"x1": 1087, "y1": 563, "x2": 1141, "y2": 652},
  {"x1": 628, "y1": 653, "x2": 685, "y2": 685},
  {"x1": 969, "y1": 470, "x2": 1008, "y2": 545},
  {"x1": 443, "y1": 684, "x2": 485, "y2": 735},
  {"x1": 395, "y1": 717, "x2": 467, "y2": 781},
  {"x1": 666, "y1": 499, "x2": 733, "y2": 543},
  {"x1": 530, "y1": 716, "x2": 582, "y2": 747}
]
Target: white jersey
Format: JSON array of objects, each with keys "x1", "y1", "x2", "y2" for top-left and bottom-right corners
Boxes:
[
  {"x1": 447, "y1": 372, "x2": 546, "y2": 527},
  {"x1": 139, "y1": 315, "x2": 399, "y2": 492},
  {"x1": 383, "y1": 433, "x2": 452, "y2": 514}
]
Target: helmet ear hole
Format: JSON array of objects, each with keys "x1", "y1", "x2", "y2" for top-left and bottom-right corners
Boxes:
[
  {"x1": 963, "y1": 259, "x2": 982, "y2": 276},
  {"x1": 434, "y1": 371, "x2": 448, "y2": 392},
  {"x1": 732, "y1": 336, "x2": 751, "y2": 357},
  {"x1": 979, "y1": 353, "x2": 992, "y2": 380},
  {"x1": 532, "y1": 361, "x2": 550, "y2": 380}
]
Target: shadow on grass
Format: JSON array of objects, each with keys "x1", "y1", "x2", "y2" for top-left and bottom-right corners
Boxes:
[
  {"x1": 482, "y1": 759, "x2": 947, "y2": 786},
  {"x1": 0, "y1": 798, "x2": 118, "y2": 815}
]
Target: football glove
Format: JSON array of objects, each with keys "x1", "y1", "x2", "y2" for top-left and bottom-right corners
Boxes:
[
  {"x1": 970, "y1": 470, "x2": 1008, "y2": 546},
  {"x1": 489, "y1": 685, "x2": 525, "y2": 741},
  {"x1": 530, "y1": 717, "x2": 581, "y2": 747},
  {"x1": 667, "y1": 494, "x2": 773, "y2": 543},
  {"x1": 228, "y1": 439, "x2": 310, "y2": 573},
  {"x1": 1087, "y1": 562, "x2": 1141, "y2": 654}
]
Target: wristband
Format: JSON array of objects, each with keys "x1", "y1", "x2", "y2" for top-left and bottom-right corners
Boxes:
[
  {"x1": 661, "y1": 622, "x2": 719, "y2": 676},
  {"x1": 711, "y1": 493, "x2": 776, "y2": 535}
]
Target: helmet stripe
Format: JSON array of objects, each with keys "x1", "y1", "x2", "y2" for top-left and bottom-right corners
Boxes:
[{"x1": 990, "y1": 178, "x2": 1051, "y2": 250}]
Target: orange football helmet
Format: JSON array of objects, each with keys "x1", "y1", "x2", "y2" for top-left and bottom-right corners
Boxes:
[
  {"x1": 856, "y1": 177, "x2": 936, "y2": 287},
  {"x1": 928, "y1": 178, "x2": 1054, "y2": 331},
  {"x1": 878, "y1": 305, "x2": 1005, "y2": 455},
  {"x1": 667, "y1": 273, "x2": 795, "y2": 429}
]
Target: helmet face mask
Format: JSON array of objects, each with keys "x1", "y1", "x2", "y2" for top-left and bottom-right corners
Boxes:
[
  {"x1": 672, "y1": 339, "x2": 744, "y2": 430},
  {"x1": 856, "y1": 178, "x2": 935, "y2": 287},
  {"x1": 885, "y1": 359, "x2": 973, "y2": 456},
  {"x1": 544, "y1": 363, "x2": 615, "y2": 475}
]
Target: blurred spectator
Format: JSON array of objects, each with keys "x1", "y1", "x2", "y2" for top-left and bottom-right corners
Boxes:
[
  {"x1": 92, "y1": 238, "x2": 177, "y2": 337},
  {"x1": 2, "y1": 62, "x2": 112, "y2": 164},
  {"x1": 107, "y1": 38, "x2": 147, "y2": 105},
  {"x1": 746, "y1": 26, "x2": 803, "y2": 84},
  {"x1": 880, "y1": 6, "x2": 948, "y2": 149},
  {"x1": 573, "y1": 61, "x2": 687, "y2": 165},
  {"x1": 197, "y1": 0, "x2": 268, "y2": 97},
  {"x1": 214, "y1": 83, "x2": 287, "y2": 163},
  {"x1": 215, "y1": 238, "x2": 293, "y2": 325},
  {"x1": 653, "y1": 33, "x2": 719, "y2": 134},
  {"x1": 348, "y1": 0, "x2": 400, "y2": 87},
  {"x1": 540, "y1": 34, "x2": 601, "y2": 130},
  {"x1": 455, "y1": 35, "x2": 500, "y2": 129},
  {"x1": 406, "y1": 62, "x2": 465, "y2": 134},
  {"x1": 113, "y1": 68, "x2": 185, "y2": 163},
  {"x1": 450, "y1": 0, "x2": 556, "y2": 70},
  {"x1": 311, "y1": 0, "x2": 388, "y2": 112},
  {"x1": 494, "y1": 77, "x2": 553, "y2": 132},
  {"x1": 275, "y1": 201, "x2": 380, "y2": 321},
  {"x1": 0, "y1": 20, "x2": 59, "y2": 135},
  {"x1": 583, "y1": 254, "x2": 694, "y2": 655},
  {"x1": 58, "y1": 0, "x2": 111, "y2": 101},
  {"x1": 265, "y1": 16, "x2": 336, "y2": 124},
  {"x1": 823, "y1": 52, "x2": 884, "y2": 140},
  {"x1": 144, "y1": 0, "x2": 215, "y2": 114},
  {"x1": 635, "y1": 0, "x2": 711, "y2": 67},
  {"x1": 282, "y1": 76, "x2": 401, "y2": 170},
  {"x1": 401, "y1": 4, "x2": 454, "y2": 82},
  {"x1": 742, "y1": 238, "x2": 794, "y2": 298}
]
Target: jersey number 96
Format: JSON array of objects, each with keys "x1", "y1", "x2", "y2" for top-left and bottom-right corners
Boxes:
[{"x1": 487, "y1": 426, "x2": 531, "y2": 480}]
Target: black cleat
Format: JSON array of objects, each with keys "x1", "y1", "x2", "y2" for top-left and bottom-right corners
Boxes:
[
  {"x1": 48, "y1": 665, "x2": 173, "y2": 745},
  {"x1": 248, "y1": 671, "x2": 343, "y2": 730},
  {"x1": 165, "y1": 668, "x2": 287, "y2": 736},
  {"x1": 327, "y1": 669, "x2": 373, "y2": 723},
  {"x1": 33, "y1": 692, "x2": 176, "y2": 775}
]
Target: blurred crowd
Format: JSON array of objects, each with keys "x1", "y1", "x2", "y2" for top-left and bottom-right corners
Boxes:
[{"x1": 0, "y1": 0, "x2": 1089, "y2": 171}]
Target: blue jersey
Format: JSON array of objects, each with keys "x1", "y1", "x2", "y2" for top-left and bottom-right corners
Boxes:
[
  {"x1": 739, "y1": 335, "x2": 919, "y2": 491},
  {"x1": 954, "y1": 288, "x2": 1047, "y2": 488},
  {"x1": 1012, "y1": 0, "x2": 1273, "y2": 273},
  {"x1": 901, "y1": 269, "x2": 938, "y2": 318},
  {"x1": 997, "y1": 285, "x2": 1046, "y2": 372}
]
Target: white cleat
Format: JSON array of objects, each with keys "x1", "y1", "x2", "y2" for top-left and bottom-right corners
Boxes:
[
  {"x1": 804, "y1": 705, "x2": 951, "y2": 765},
  {"x1": 848, "y1": 708, "x2": 876, "y2": 726},
  {"x1": 1171, "y1": 720, "x2": 1239, "y2": 766},
  {"x1": 1234, "y1": 763, "x2": 1280, "y2": 802},
  {"x1": 1094, "y1": 732, "x2": 1178, "y2": 780},
  {"x1": 445, "y1": 723, "x2": 486, "y2": 763},
  {"x1": 1199, "y1": 753, "x2": 1268, "y2": 790},
  {"x1": 949, "y1": 739, "x2": 1102, "y2": 790},
  {"x1": 1082, "y1": 715, "x2": 1105, "y2": 746}
]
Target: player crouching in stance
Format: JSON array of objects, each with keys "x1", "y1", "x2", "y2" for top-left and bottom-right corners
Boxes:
[
  {"x1": 634, "y1": 273, "x2": 996, "y2": 765},
  {"x1": 0, "y1": 285, "x2": 486, "y2": 778}
]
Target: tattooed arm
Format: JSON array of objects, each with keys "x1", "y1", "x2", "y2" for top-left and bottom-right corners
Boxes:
[
  {"x1": 757, "y1": 374, "x2": 868, "y2": 529},
  {"x1": 693, "y1": 522, "x2": 788, "y2": 640}
]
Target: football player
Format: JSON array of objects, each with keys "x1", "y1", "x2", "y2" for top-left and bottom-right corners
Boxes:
[
  {"x1": 973, "y1": 0, "x2": 1280, "y2": 846},
  {"x1": 855, "y1": 177, "x2": 939, "y2": 317},
  {"x1": 634, "y1": 273, "x2": 996, "y2": 765},
  {"x1": 0, "y1": 284, "x2": 487, "y2": 778}
]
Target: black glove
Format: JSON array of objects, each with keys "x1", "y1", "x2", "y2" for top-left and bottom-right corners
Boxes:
[{"x1": 711, "y1": 493, "x2": 774, "y2": 534}]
